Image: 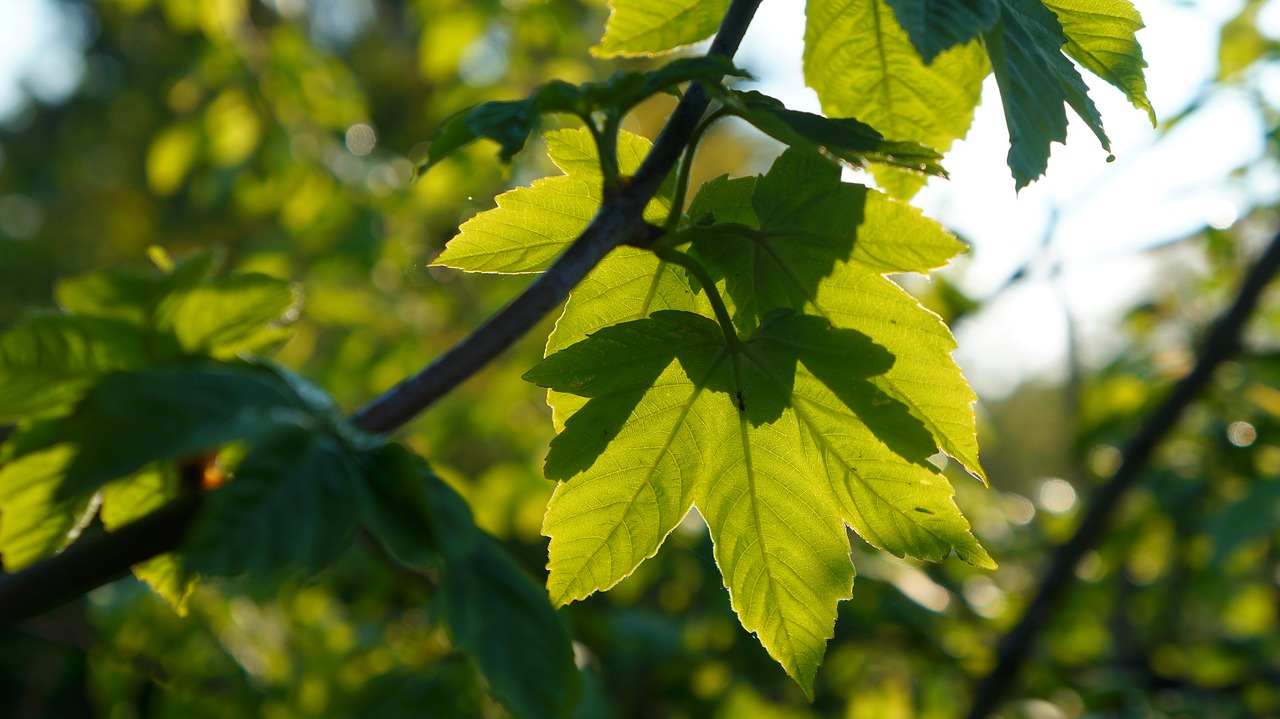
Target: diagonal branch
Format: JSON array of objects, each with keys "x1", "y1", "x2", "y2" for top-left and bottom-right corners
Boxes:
[
  {"x1": 350, "y1": 0, "x2": 763, "y2": 434},
  {"x1": 965, "y1": 229, "x2": 1280, "y2": 719},
  {"x1": 0, "y1": 0, "x2": 764, "y2": 625}
]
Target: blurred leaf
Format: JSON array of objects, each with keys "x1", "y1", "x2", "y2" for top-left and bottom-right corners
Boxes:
[
  {"x1": 362, "y1": 443, "x2": 581, "y2": 719},
  {"x1": 1218, "y1": 2, "x2": 1270, "y2": 81},
  {"x1": 101, "y1": 466, "x2": 198, "y2": 614},
  {"x1": 0, "y1": 442, "x2": 97, "y2": 570},
  {"x1": 804, "y1": 0, "x2": 988, "y2": 199},
  {"x1": 159, "y1": 273, "x2": 297, "y2": 355},
  {"x1": 183, "y1": 419, "x2": 363, "y2": 577},
  {"x1": 527, "y1": 309, "x2": 992, "y2": 696},
  {"x1": 0, "y1": 314, "x2": 151, "y2": 421},
  {"x1": 594, "y1": 0, "x2": 732, "y2": 57},
  {"x1": 25, "y1": 364, "x2": 319, "y2": 499},
  {"x1": 1043, "y1": 0, "x2": 1155, "y2": 126},
  {"x1": 984, "y1": 0, "x2": 1111, "y2": 188},
  {"x1": 884, "y1": 0, "x2": 998, "y2": 63},
  {"x1": 54, "y1": 250, "x2": 218, "y2": 326},
  {"x1": 432, "y1": 129, "x2": 672, "y2": 273}
]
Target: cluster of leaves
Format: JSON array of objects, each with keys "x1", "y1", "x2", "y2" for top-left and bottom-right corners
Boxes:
[
  {"x1": 0, "y1": 0, "x2": 1165, "y2": 714},
  {"x1": 414, "y1": 0, "x2": 1155, "y2": 694},
  {"x1": 0, "y1": 252, "x2": 578, "y2": 718}
]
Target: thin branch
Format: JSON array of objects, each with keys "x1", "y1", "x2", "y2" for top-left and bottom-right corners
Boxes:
[
  {"x1": 966, "y1": 229, "x2": 1280, "y2": 719},
  {"x1": 0, "y1": 0, "x2": 765, "y2": 624}
]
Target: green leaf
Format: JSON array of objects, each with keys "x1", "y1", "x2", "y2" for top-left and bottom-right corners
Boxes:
[
  {"x1": 0, "y1": 441, "x2": 97, "y2": 570},
  {"x1": 527, "y1": 309, "x2": 992, "y2": 696},
  {"x1": 420, "y1": 58, "x2": 745, "y2": 172},
  {"x1": 54, "y1": 250, "x2": 218, "y2": 326},
  {"x1": 804, "y1": 0, "x2": 988, "y2": 199},
  {"x1": 158, "y1": 272, "x2": 297, "y2": 356},
  {"x1": 884, "y1": 0, "x2": 998, "y2": 63},
  {"x1": 985, "y1": 0, "x2": 1111, "y2": 189},
  {"x1": 22, "y1": 364, "x2": 317, "y2": 500},
  {"x1": 359, "y1": 443, "x2": 475, "y2": 569},
  {"x1": 692, "y1": 150, "x2": 984, "y2": 479},
  {"x1": 1042, "y1": 0, "x2": 1155, "y2": 126},
  {"x1": 361, "y1": 444, "x2": 580, "y2": 719},
  {"x1": 0, "y1": 314, "x2": 151, "y2": 421},
  {"x1": 527, "y1": 149, "x2": 992, "y2": 689},
  {"x1": 183, "y1": 419, "x2": 363, "y2": 577},
  {"x1": 100, "y1": 467, "x2": 198, "y2": 614},
  {"x1": 432, "y1": 129, "x2": 672, "y2": 274},
  {"x1": 707, "y1": 89, "x2": 947, "y2": 177},
  {"x1": 594, "y1": 0, "x2": 731, "y2": 57}
]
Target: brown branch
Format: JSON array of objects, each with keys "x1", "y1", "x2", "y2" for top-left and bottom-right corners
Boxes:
[
  {"x1": 966, "y1": 229, "x2": 1280, "y2": 719},
  {"x1": 0, "y1": 0, "x2": 764, "y2": 625}
]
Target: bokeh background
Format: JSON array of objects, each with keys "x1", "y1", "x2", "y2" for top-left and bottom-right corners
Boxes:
[{"x1": 1, "y1": 1, "x2": 1278, "y2": 717}]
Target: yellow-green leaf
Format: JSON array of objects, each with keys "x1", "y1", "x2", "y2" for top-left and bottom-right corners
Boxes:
[
  {"x1": 431, "y1": 129, "x2": 672, "y2": 274},
  {"x1": 1043, "y1": 0, "x2": 1155, "y2": 126},
  {"x1": 594, "y1": 0, "x2": 731, "y2": 58},
  {"x1": 804, "y1": 0, "x2": 988, "y2": 199}
]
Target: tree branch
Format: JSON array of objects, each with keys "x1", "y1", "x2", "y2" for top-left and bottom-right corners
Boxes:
[
  {"x1": 0, "y1": 0, "x2": 764, "y2": 624},
  {"x1": 965, "y1": 229, "x2": 1280, "y2": 719},
  {"x1": 350, "y1": 0, "x2": 762, "y2": 434}
]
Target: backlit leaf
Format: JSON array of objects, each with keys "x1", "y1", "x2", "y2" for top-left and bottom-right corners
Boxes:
[
  {"x1": 707, "y1": 89, "x2": 947, "y2": 177},
  {"x1": 594, "y1": 0, "x2": 731, "y2": 57},
  {"x1": 0, "y1": 441, "x2": 97, "y2": 570},
  {"x1": 804, "y1": 0, "x2": 988, "y2": 199},
  {"x1": 432, "y1": 129, "x2": 672, "y2": 274},
  {"x1": 101, "y1": 467, "x2": 197, "y2": 614},
  {"x1": 526, "y1": 149, "x2": 991, "y2": 694},
  {"x1": 1042, "y1": 0, "x2": 1155, "y2": 125},
  {"x1": 0, "y1": 314, "x2": 151, "y2": 421}
]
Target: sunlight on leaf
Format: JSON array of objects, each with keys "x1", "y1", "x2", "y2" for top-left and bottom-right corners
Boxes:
[
  {"x1": 804, "y1": 0, "x2": 988, "y2": 199},
  {"x1": 594, "y1": 0, "x2": 731, "y2": 57},
  {"x1": 1042, "y1": 0, "x2": 1155, "y2": 126},
  {"x1": 432, "y1": 129, "x2": 673, "y2": 274}
]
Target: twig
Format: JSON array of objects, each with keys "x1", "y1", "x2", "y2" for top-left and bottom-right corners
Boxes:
[
  {"x1": 0, "y1": 0, "x2": 764, "y2": 624},
  {"x1": 965, "y1": 229, "x2": 1280, "y2": 719}
]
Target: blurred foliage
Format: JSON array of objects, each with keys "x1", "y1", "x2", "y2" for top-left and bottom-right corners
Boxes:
[{"x1": 1, "y1": 0, "x2": 1279, "y2": 718}]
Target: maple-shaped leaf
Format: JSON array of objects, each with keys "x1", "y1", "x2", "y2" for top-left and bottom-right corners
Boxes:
[
  {"x1": 431, "y1": 129, "x2": 672, "y2": 274},
  {"x1": 525, "y1": 309, "x2": 992, "y2": 696},
  {"x1": 527, "y1": 148, "x2": 991, "y2": 694},
  {"x1": 689, "y1": 149, "x2": 985, "y2": 476}
]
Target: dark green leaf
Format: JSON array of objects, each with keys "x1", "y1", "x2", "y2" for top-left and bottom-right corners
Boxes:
[
  {"x1": 33, "y1": 364, "x2": 318, "y2": 499},
  {"x1": 885, "y1": 0, "x2": 998, "y2": 63},
  {"x1": 183, "y1": 419, "x2": 363, "y2": 576},
  {"x1": 361, "y1": 443, "x2": 580, "y2": 719},
  {"x1": 986, "y1": 0, "x2": 1110, "y2": 188},
  {"x1": 709, "y1": 89, "x2": 947, "y2": 177}
]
